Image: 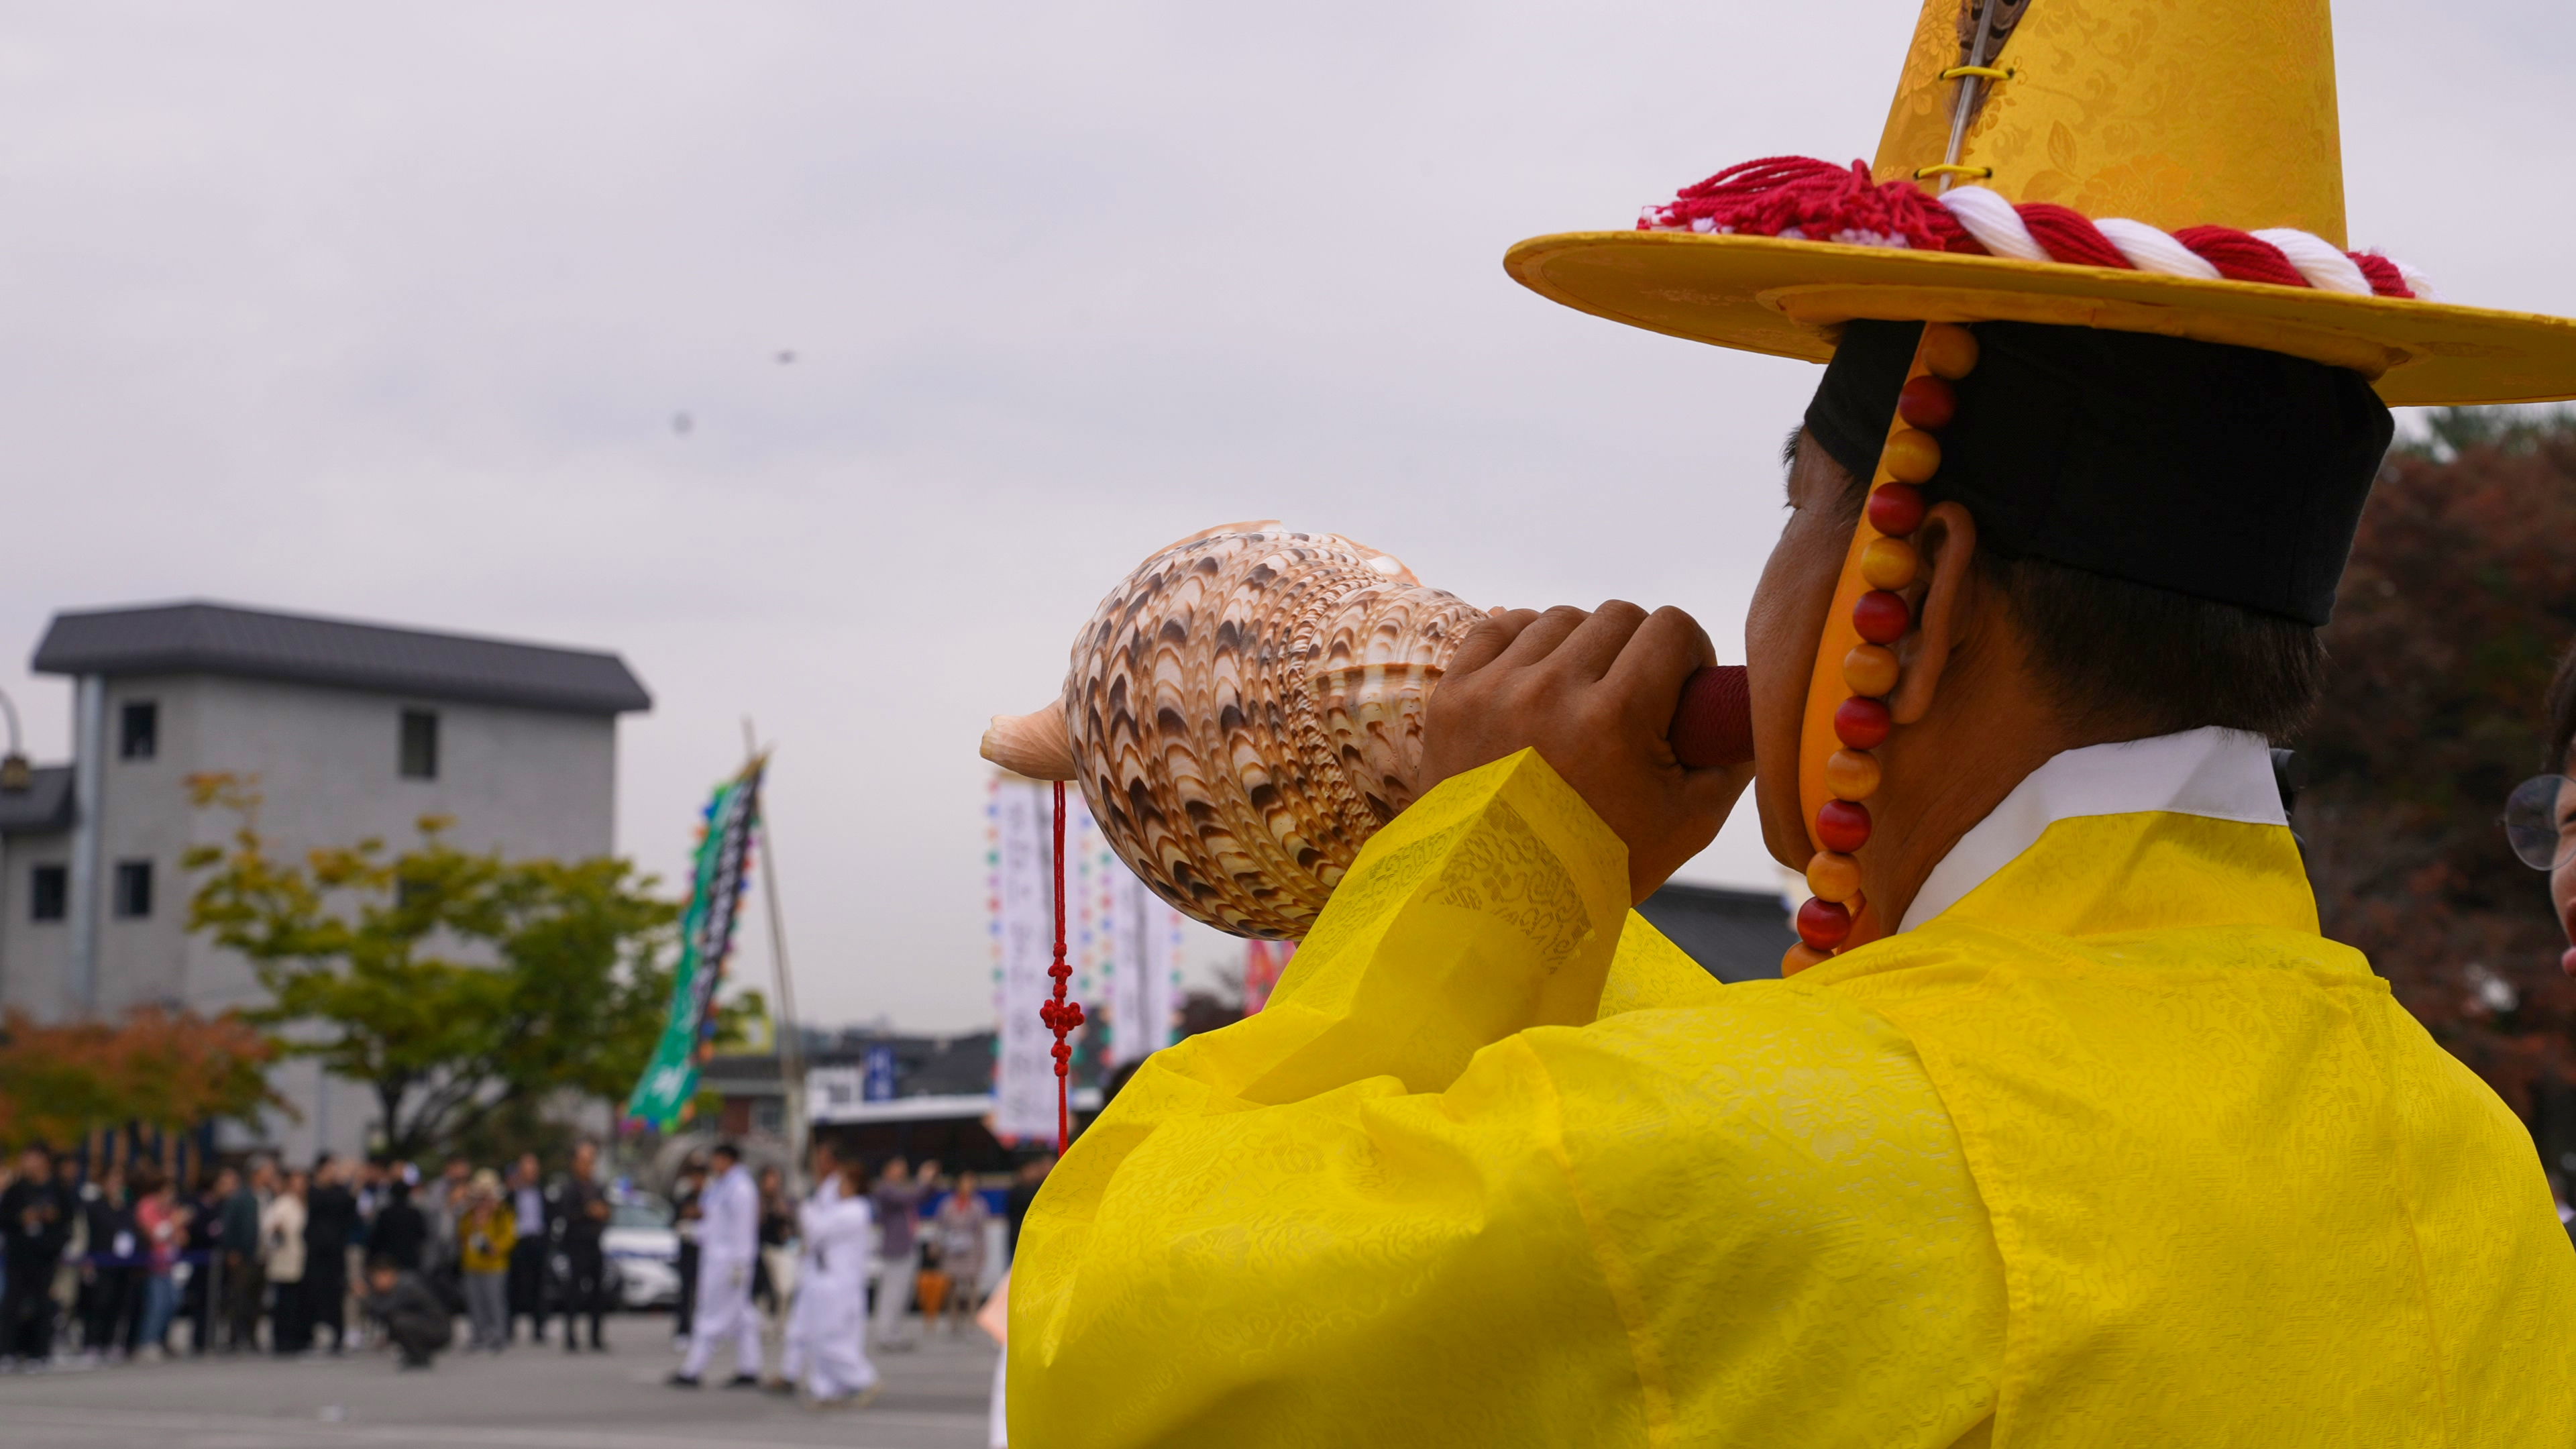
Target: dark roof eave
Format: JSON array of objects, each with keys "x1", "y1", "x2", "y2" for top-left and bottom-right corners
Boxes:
[
  {"x1": 0, "y1": 765, "x2": 76, "y2": 836},
  {"x1": 34, "y1": 647, "x2": 649, "y2": 715},
  {"x1": 33, "y1": 602, "x2": 651, "y2": 716}
]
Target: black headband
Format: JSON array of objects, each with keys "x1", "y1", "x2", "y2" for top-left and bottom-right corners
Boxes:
[{"x1": 1803, "y1": 319, "x2": 2393, "y2": 626}]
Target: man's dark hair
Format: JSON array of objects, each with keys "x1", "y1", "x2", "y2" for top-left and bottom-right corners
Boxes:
[
  {"x1": 2546, "y1": 637, "x2": 2576, "y2": 773},
  {"x1": 366, "y1": 1254, "x2": 398, "y2": 1276},
  {"x1": 709, "y1": 1140, "x2": 741, "y2": 1164},
  {"x1": 1818, "y1": 443, "x2": 2325, "y2": 741},
  {"x1": 1977, "y1": 548, "x2": 2326, "y2": 741}
]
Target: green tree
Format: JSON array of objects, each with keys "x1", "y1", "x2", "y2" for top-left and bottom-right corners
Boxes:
[
  {"x1": 485, "y1": 855, "x2": 699, "y2": 1110},
  {"x1": 183, "y1": 773, "x2": 685, "y2": 1160}
]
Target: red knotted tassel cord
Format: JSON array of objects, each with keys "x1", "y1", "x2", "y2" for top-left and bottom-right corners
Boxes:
[
  {"x1": 1038, "y1": 780, "x2": 1085, "y2": 1153},
  {"x1": 1637, "y1": 155, "x2": 2418, "y2": 299}
]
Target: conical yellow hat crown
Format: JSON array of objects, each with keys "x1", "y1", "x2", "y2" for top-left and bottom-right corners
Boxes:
[
  {"x1": 1502, "y1": 0, "x2": 2576, "y2": 406},
  {"x1": 1871, "y1": 0, "x2": 2345, "y2": 246}
]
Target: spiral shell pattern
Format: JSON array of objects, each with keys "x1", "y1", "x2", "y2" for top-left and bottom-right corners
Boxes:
[{"x1": 1063, "y1": 526, "x2": 1482, "y2": 938}]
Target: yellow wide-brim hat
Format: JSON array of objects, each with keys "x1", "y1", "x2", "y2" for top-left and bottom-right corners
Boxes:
[{"x1": 1504, "y1": 0, "x2": 2576, "y2": 407}]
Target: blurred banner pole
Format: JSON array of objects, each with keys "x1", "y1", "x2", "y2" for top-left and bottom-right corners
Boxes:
[{"x1": 745, "y1": 719, "x2": 809, "y2": 1180}]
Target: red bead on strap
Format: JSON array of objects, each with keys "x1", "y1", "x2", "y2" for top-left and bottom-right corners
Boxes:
[
  {"x1": 1851, "y1": 590, "x2": 1911, "y2": 645},
  {"x1": 1815, "y1": 798, "x2": 1873, "y2": 853},
  {"x1": 1894, "y1": 375, "x2": 1960, "y2": 430},
  {"x1": 1833, "y1": 696, "x2": 1893, "y2": 750},
  {"x1": 1794, "y1": 895, "x2": 1854, "y2": 950},
  {"x1": 1038, "y1": 780, "x2": 1086, "y2": 1152},
  {"x1": 1866, "y1": 482, "x2": 1926, "y2": 536}
]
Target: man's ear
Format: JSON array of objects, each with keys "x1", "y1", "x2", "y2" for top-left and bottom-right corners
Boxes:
[{"x1": 1888, "y1": 502, "x2": 1978, "y2": 726}]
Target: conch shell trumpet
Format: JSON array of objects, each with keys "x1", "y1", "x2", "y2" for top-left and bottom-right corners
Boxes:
[{"x1": 983, "y1": 523, "x2": 1751, "y2": 938}]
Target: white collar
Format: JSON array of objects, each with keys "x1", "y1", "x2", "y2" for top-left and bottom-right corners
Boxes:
[{"x1": 1898, "y1": 727, "x2": 2286, "y2": 933}]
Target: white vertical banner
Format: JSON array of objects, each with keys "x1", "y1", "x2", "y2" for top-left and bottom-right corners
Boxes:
[
  {"x1": 1105, "y1": 869, "x2": 1179, "y2": 1067},
  {"x1": 989, "y1": 775, "x2": 1061, "y2": 1142}
]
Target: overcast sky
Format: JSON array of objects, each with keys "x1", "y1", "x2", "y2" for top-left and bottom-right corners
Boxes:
[{"x1": 3, "y1": 1, "x2": 2570, "y2": 1032}]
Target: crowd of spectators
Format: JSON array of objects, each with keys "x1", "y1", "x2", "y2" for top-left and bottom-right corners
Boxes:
[
  {"x1": 0, "y1": 1138, "x2": 616, "y2": 1373},
  {"x1": 3, "y1": 1135, "x2": 1056, "y2": 1378}
]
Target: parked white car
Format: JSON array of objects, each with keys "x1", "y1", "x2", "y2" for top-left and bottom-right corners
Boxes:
[{"x1": 604, "y1": 1193, "x2": 682, "y2": 1310}]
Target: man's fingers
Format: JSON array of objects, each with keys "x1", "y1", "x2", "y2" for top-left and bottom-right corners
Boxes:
[
  {"x1": 1603, "y1": 605, "x2": 1717, "y2": 716},
  {"x1": 1675, "y1": 759, "x2": 1757, "y2": 840},
  {"x1": 1446, "y1": 608, "x2": 1538, "y2": 679},
  {"x1": 1489, "y1": 605, "x2": 1591, "y2": 670},
  {"x1": 1547, "y1": 600, "x2": 1652, "y2": 683}
]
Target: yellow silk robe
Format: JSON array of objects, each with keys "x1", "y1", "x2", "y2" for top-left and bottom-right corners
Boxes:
[{"x1": 1012, "y1": 750, "x2": 2576, "y2": 1446}]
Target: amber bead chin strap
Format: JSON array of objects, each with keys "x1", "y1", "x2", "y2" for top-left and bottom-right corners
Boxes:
[{"x1": 1782, "y1": 323, "x2": 1980, "y2": 974}]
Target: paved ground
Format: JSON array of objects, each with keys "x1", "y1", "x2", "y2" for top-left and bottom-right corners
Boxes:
[{"x1": 0, "y1": 1318, "x2": 999, "y2": 1449}]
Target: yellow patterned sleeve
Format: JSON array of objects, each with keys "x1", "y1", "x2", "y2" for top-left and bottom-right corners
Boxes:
[
  {"x1": 1599, "y1": 910, "x2": 1729, "y2": 1017},
  {"x1": 1007, "y1": 749, "x2": 2002, "y2": 1448},
  {"x1": 1181, "y1": 746, "x2": 1636, "y2": 1106},
  {"x1": 1006, "y1": 750, "x2": 1648, "y2": 1446}
]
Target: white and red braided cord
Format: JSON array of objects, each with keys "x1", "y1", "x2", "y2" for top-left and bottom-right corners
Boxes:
[{"x1": 1639, "y1": 157, "x2": 2434, "y2": 301}]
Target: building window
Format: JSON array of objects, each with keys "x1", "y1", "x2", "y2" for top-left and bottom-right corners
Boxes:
[
  {"x1": 30, "y1": 865, "x2": 66, "y2": 922},
  {"x1": 119, "y1": 700, "x2": 159, "y2": 760},
  {"x1": 400, "y1": 710, "x2": 439, "y2": 780},
  {"x1": 113, "y1": 859, "x2": 152, "y2": 919}
]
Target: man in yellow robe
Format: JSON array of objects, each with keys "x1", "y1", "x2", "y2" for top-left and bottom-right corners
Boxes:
[
  {"x1": 1008, "y1": 1, "x2": 2576, "y2": 1440},
  {"x1": 1018, "y1": 741, "x2": 2573, "y2": 1444},
  {"x1": 1009, "y1": 342, "x2": 2576, "y2": 1443}
]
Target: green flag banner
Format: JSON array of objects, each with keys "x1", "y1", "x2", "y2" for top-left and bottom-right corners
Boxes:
[{"x1": 624, "y1": 757, "x2": 764, "y2": 1132}]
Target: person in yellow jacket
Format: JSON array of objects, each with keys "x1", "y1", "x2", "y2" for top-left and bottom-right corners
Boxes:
[
  {"x1": 1009, "y1": 1, "x2": 2576, "y2": 1444},
  {"x1": 458, "y1": 1172, "x2": 518, "y2": 1354}
]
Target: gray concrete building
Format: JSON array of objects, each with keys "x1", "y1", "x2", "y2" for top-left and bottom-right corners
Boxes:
[{"x1": 0, "y1": 601, "x2": 650, "y2": 1160}]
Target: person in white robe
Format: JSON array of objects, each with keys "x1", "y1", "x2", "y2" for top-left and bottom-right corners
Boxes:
[
  {"x1": 667, "y1": 1142, "x2": 761, "y2": 1387},
  {"x1": 788, "y1": 1159, "x2": 880, "y2": 1407},
  {"x1": 767, "y1": 1144, "x2": 839, "y2": 1394}
]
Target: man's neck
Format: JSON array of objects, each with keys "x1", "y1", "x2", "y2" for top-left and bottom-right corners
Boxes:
[{"x1": 1863, "y1": 700, "x2": 2090, "y2": 934}]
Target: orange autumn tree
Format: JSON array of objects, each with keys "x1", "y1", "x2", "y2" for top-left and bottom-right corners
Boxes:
[{"x1": 0, "y1": 1006, "x2": 284, "y2": 1152}]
